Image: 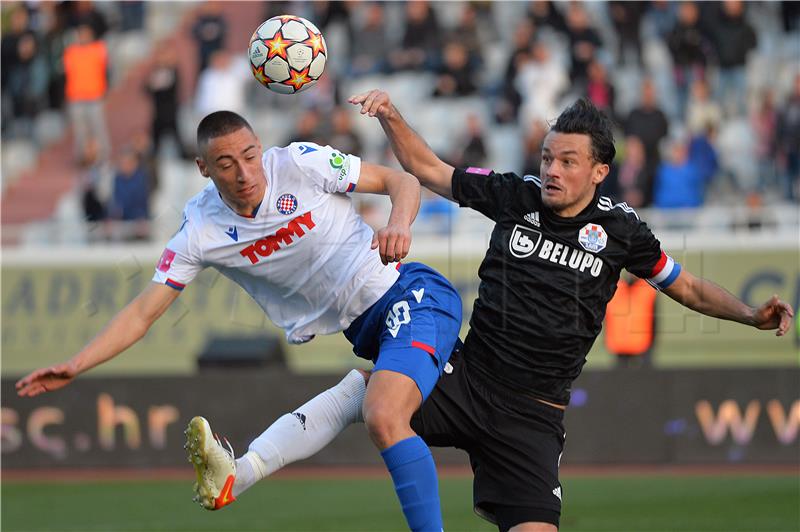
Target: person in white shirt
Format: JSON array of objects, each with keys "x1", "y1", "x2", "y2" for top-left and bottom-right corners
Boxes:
[{"x1": 16, "y1": 111, "x2": 462, "y2": 532}]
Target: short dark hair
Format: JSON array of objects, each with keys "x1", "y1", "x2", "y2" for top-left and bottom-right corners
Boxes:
[
  {"x1": 196, "y1": 111, "x2": 254, "y2": 153},
  {"x1": 551, "y1": 98, "x2": 616, "y2": 165}
]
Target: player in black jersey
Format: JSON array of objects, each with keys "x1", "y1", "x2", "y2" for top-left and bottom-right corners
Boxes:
[{"x1": 349, "y1": 90, "x2": 794, "y2": 532}]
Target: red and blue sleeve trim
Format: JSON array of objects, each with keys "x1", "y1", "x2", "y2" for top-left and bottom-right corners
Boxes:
[
  {"x1": 346, "y1": 182, "x2": 356, "y2": 193},
  {"x1": 165, "y1": 278, "x2": 186, "y2": 291},
  {"x1": 646, "y1": 251, "x2": 681, "y2": 290}
]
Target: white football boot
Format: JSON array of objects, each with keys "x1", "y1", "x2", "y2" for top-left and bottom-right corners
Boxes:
[{"x1": 185, "y1": 416, "x2": 236, "y2": 510}]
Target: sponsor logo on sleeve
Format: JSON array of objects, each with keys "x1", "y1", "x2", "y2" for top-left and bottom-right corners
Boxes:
[
  {"x1": 329, "y1": 151, "x2": 345, "y2": 169},
  {"x1": 466, "y1": 166, "x2": 491, "y2": 175},
  {"x1": 157, "y1": 248, "x2": 176, "y2": 272}
]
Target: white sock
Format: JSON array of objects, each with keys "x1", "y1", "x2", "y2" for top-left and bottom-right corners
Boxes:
[{"x1": 232, "y1": 369, "x2": 366, "y2": 497}]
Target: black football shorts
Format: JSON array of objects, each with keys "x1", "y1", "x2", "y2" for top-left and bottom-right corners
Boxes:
[{"x1": 411, "y1": 346, "x2": 566, "y2": 529}]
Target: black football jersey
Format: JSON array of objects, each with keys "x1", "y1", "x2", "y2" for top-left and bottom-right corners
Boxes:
[{"x1": 452, "y1": 167, "x2": 678, "y2": 404}]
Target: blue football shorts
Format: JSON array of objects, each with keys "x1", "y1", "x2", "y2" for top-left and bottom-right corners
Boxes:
[{"x1": 343, "y1": 262, "x2": 463, "y2": 400}]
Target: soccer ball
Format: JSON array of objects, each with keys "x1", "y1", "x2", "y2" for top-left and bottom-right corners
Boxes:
[{"x1": 248, "y1": 15, "x2": 327, "y2": 94}]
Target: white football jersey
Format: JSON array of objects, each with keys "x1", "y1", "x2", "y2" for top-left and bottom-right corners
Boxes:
[{"x1": 152, "y1": 142, "x2": 400, "y2": 344}]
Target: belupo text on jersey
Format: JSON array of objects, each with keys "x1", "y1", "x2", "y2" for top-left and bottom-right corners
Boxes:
[{"x1": 509, "y1": 224, "x2": 604, "y2": 277}]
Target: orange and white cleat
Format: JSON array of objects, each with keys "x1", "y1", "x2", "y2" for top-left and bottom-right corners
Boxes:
[{"x1": 185, "y1": 416, "x2": 236, "y2": 510}]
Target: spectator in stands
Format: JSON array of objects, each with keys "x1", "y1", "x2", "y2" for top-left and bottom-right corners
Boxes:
[
  {"x1": 522, "y1": 119, "x2": 548, "y2": 177},
  {"x1": 751, "y1": 90, "x2": 778, "y2": 195},
  {"x1": 517, "y1": 41, "x2": 568, "y2": 126},
  {"x1": 311, "y1": 0, "x2": 351, "y2": 33},
  {"x1": 781, "y1": 1, "x2": 800, "y2": 32},
  {"x1": 527, "y1": 1, "x2": 567, "y2": 36},
  {"x1": 110, "y1": 148, "x2": 150, "y2": 240},
  {"x1": 493, "y1": 19, "x2": 534, "y2": 124},
  {"x1": 328, "y1": 106, "x2": 363, "y2": 157},
  {"x1": 348, "y1": 2, "x2": 390, "y2": 77},
  {"x1": 686, "y1": 78, "x2": 722, "y2": 136},
  {"x1": 131, "y1": 130, "x2": 159, "y2": 199},
  {"x1": 194, "y1": 50, "x2": 249, "y2": 118},
  {"x1": 388, "y1": 1, "x2": 441, "y2": 72},
  {"x1": 145, "y1": 45, "x2": 190, "y2": 160},
  {"x1": 644, "y1": 0, "x2": 678, "y2": 40},
  {"x1": 608, "y1": 1, "x2": 645, "y2": 67},
  {"x1": 432, "y1": 41, "x2": 478, "y2": 98},
  {"x1": 285, "y1": 107, "x2": 324, "y2": 146},
  {"x1": 79, "y1": 137, "x2": 106, "y2": 225},
  {"x1": 776, "y1": 74, "x2": 800, "y2": 202},
  {"x1": 688, "y1": 126, "x2": 719, "y2": 191},
  {"x1": 654, "y1": 136, "x2": 705, "y2": 209},
  {"x1": 1, "y1": 5, "x2": 34, "y2": 135},
  {"x1": 625, "y1": 79, "x2": 669, "y2": 206},
  {"x1": 65, "y1": 1, "x2": 108, "y2": 40},
  {"x1": 63, "y1": 23, "x2": 110, "y2": 164},
  {"x1": 118, "y1": 1, "x2": 146, "y2": 33},
  {"x1": 708, "y1": 0, "x2": 756, "y2": 117},
  {"x1": 565, "y1": 3, "x2": 602, "y2": 87},
  {"x1": 667, "y1": 1, "x2": 711, "y2": 118},
  {"x1": 38, "y1": 2, "x2": 69, "y2": 112},
  {"x1": 585, "y1": 60, "x2": 616, "y2": 122},
  {"x1": 449, "y1": 114, "x2": 487, "y2": 169},
  {"x1": 192, "y1": 1, "x2": 227, "y2": 73},
  {"x1": 6, "y1": 29, "x2": 48, "y2": 138},
  {"x1": 448, "y1": 3, "x2": 487, "y2": 71},
  {"x1": 616, "y1": 136, "x2": 648, "y2": 208}
]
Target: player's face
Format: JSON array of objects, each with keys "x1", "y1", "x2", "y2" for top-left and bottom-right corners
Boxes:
[
  {"x1": 196, "y1": 127, "x2": 266, "y2": 216},
  {"x1": 540, "y1": 132, "x2": 608, "y2": 217}
]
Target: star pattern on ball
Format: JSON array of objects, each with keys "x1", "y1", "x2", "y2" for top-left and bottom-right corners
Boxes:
[
  {"x1": 265, "y1": 32, "x2": 290, "y2": 61},
  {"x1": 282, "y1": 67, "x2": 312, "y2": 91},
  {"x1": 302, "y1": 31, "x2": 325, "y2": 56},
  {"x1": 277, "y1": 14, "x2": 299, "y2": 24},
  {"x1": 251, "y1": 65, "x2": 273, "y2": 86}
]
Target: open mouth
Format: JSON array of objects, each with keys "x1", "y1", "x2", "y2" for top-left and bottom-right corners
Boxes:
[{"x1": 544, "y1": 182, "x2": 562, "y2": 192}]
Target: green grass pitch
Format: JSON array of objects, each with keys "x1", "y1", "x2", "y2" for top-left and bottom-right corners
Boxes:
[{"x1": 2, "y1": 475, "x2": 798, "y2": 531}]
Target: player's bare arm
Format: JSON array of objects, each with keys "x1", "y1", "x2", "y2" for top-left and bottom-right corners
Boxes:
[
  {"x1": 348, "y1": 90, "x2": 455, "y2": 200},
  {"x1": 15, "y1": 282, "x2": 181, "y2": 397},
  {"x1": 662, "y1": 269, "x2": 794, "y2": 336},
  {"x1": 357, "y1": 162, "x2": 421, "y2": 265}
]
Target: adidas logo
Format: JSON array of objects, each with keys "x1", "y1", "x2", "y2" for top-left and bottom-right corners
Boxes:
[
  {"x1": 293, "y1": 412, "x2": 307, "y2": 430},
  {"x1": 524, "y1": 211, "x2": 540, "y2": 227},
  {"x1": 552, "y1": 486, "x2": 562, "y2": 501}
]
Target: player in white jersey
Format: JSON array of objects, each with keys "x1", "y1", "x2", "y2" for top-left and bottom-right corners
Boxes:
[{"x1": 16, "y1": 111, "x2": 462, "y2": 532}]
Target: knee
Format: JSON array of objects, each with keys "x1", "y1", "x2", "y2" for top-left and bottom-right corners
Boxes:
[{"x1": 363, "y1": 401, "x2": 410, "y2": 449}]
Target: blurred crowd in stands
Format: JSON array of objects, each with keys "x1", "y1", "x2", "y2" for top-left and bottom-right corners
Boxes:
[{"x1": 2, "y1": 1, "x2": 799, "y2": 242}]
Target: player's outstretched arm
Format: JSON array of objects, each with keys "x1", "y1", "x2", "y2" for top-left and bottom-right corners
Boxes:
[
  {"x1": 348, "y1": 89, "x2": 455, "y2": 200},
  {"x1": 16, "y1": 283, "x2": 181, "y2": 397},
  {"x1": 357, "y1": 162, "x2": 420, "y2": 265},
  {"x1": 662, "y1": 269, "x2": 795, "y2": 336}
]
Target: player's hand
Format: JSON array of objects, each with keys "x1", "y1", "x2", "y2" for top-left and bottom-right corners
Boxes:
[
  {"x1": 372, "y1": 222, "x2": 411, "y2": 265},
  {"x1": 16, "y1": 361, "x2": 79, "y2": 397},
  {"x1": 347, "y1": 90, "x2": 393, "y2": 119},
  {"x1": 751, "y1": 295, "x2": 794, "y2": 336}
]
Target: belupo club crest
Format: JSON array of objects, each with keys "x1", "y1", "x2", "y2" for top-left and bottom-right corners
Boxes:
[{"x1": 578, "y1": 223, "x2": 607, "y2": 253}]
